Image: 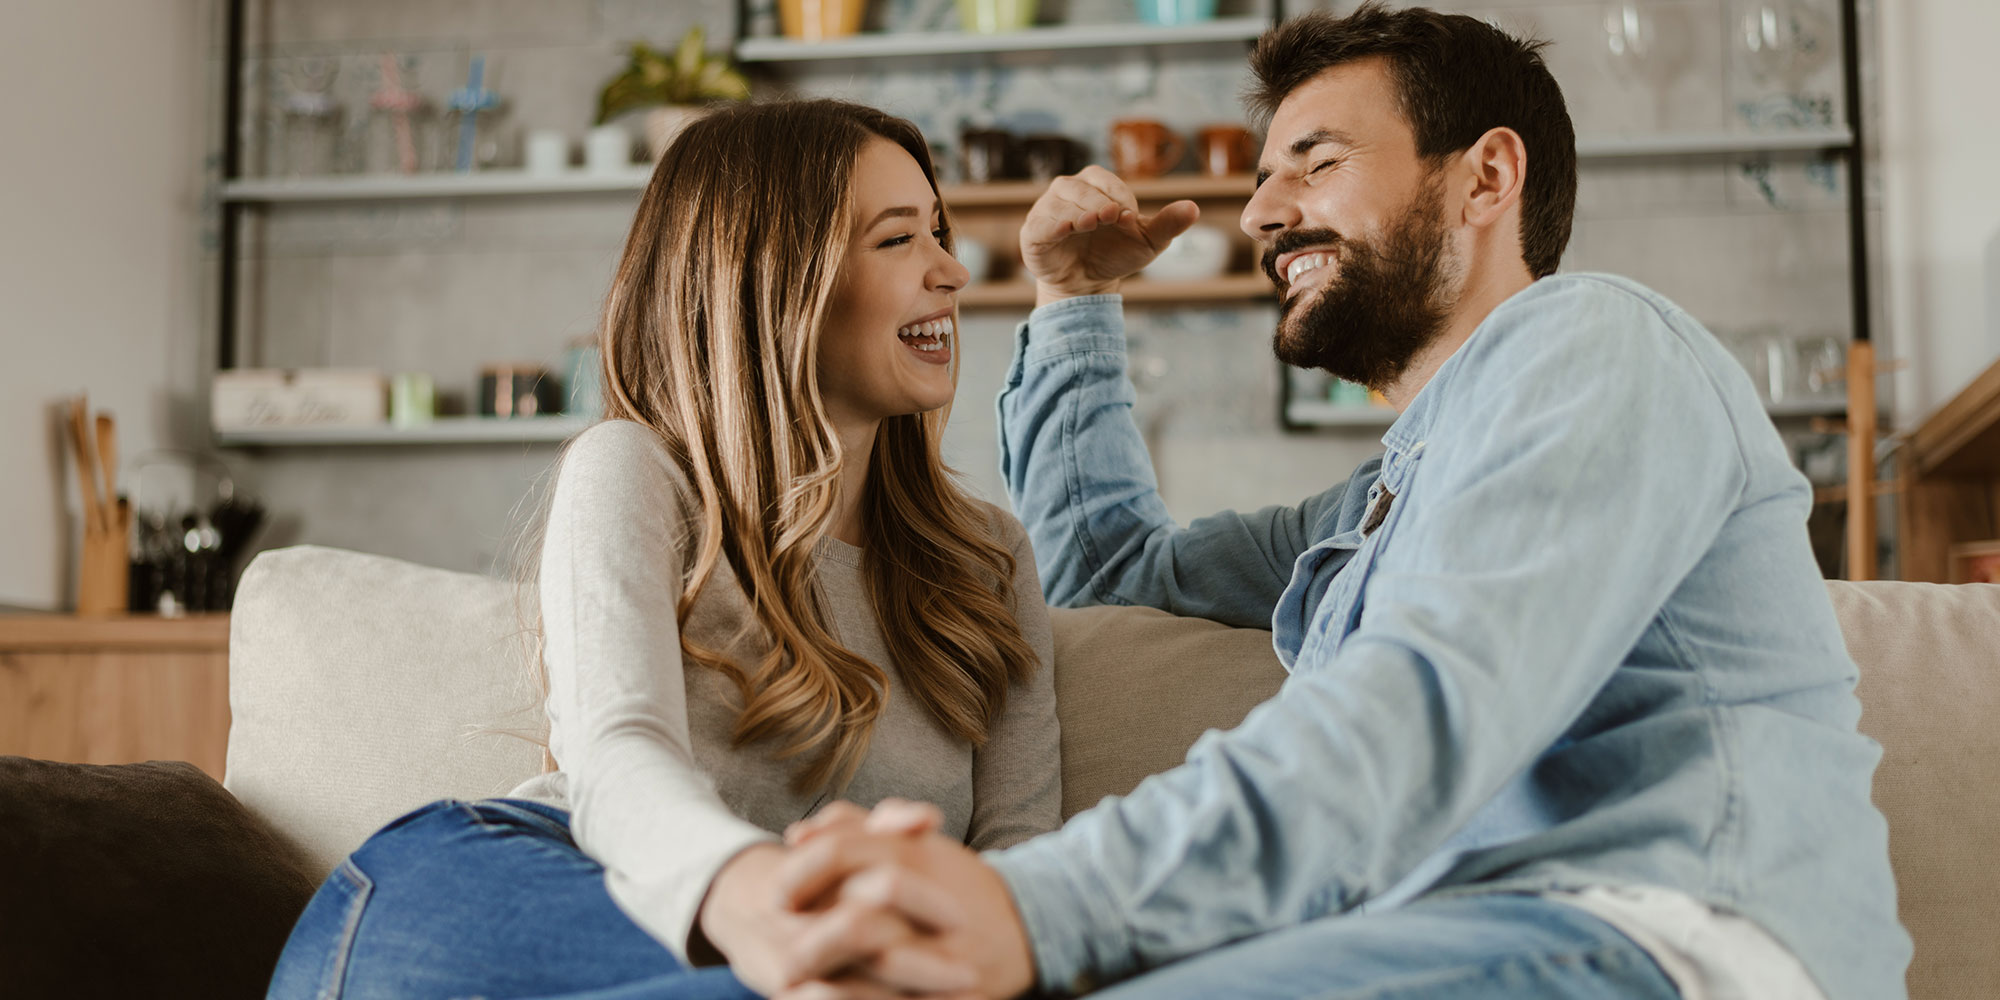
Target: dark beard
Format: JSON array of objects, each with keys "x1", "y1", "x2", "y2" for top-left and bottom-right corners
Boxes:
[{"x1": 1262, "y1": 181, "x2": 1456, "y2": 390}]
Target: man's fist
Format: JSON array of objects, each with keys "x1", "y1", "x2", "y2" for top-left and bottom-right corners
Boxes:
[{"x1": 1019, "y1": 165, "x2": 1201, "y2": 306}]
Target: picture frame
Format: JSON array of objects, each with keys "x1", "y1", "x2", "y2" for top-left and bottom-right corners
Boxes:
[{"x1": 1947, "y1": 539, "x2": 2000, "y2": 584}]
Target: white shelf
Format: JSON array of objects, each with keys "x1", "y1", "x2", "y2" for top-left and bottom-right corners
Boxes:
[
  {"x1": 1576, "y1": 127, "x2": 1853, "y2": 160},
  {"x1": 215, "y1": 416, "x2": 593, "y2": 446},
  {"x1": 222, "y1": 169, "x2": 655, "y2": 203},
  {"x1": 1285, "y1": 402, "x2": 1398, "y2": 428},
  {"x1": 220, "y1": 129, "x2": 1855, "y2": 205},
  {"x1": 734, "y1": 18, "x2": 1269, "y2": 62},
  {"x1": 1287, "y1": 398, "x2": 1850, "y2": 430}
]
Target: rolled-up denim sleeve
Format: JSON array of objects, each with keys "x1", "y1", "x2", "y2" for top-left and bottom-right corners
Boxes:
[
  {"x1": 987, "y1": 283, "x2": 1753, "y2": 993},
  {"x1": 996, "y1": 295, "x2": 1356, "y2": 628}
]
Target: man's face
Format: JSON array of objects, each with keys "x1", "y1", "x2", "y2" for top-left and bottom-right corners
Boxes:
[{"x1": 1241, "y1": 57, "x2": 1462, "y2": 390}]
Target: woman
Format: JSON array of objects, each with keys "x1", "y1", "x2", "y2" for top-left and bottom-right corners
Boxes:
[{"x1": 267, "y1": 99, "x2": 1060, "y2": 1000}]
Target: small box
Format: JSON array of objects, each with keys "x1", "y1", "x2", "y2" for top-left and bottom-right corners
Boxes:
[{"x1": 212, "y1": 369, "x2": 387, "y2": 431}]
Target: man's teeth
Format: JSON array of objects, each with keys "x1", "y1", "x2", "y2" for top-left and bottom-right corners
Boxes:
[
  {"x1": 1286, "y1": 252, "x2": 1334, "y2": 284},
  {"x1": 896, "y1": 317, "x2": 954, "y2": 352}
]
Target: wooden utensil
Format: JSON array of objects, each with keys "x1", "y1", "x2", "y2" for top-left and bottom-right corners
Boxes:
[
  {"x1": 68, "y1": 396, "x2": 130, "y2": 615},
  {"x1": 96, "y1": 413, "x2": 118, "y2": 511},
  {"x1": 67, "y1": 397, "x2": 105, "y2": 535}
]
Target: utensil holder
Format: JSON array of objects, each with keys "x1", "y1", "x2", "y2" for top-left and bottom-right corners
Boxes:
[{"x1": 78, "y1": 501, "x2": 131, "y2": 617}]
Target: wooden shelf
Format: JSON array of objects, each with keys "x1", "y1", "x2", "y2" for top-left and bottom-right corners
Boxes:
[
  {"x1": 1766, "y1": 400, "x2": 1849, "y2": 419},
  {"x1": 215, "y1": 415, "x2": 592, "y2": 447},
  {"x1": 734, "y1": 18, "x2": 1269, "y2": 62},
  {"x1": 943, "y1": 174, "x2": 1255, "y2": 207},
  {"x1": 0, "y1": 613, "x2": 230, "y2": 652},
  {"x1": 960, "y1": 273, "x2": 1273, "y2": 308},
  {"x1": 1911, "y1": 354, "x2": 2000, "y2": 478}
]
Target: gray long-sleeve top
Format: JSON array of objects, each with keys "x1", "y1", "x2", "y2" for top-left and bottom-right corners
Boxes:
[{"x1": 509, "y1": 419, "x2": 1061, "y2": 962}]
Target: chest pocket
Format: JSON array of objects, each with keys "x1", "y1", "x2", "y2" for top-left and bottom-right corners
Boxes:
[{"x1": 1300, "y1": 451, "x2": 1424, "y2": 667}]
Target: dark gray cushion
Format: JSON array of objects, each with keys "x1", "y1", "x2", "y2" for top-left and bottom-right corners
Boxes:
[{"x1": 0, "y1": 757, "x2": 319, "y2": 999}]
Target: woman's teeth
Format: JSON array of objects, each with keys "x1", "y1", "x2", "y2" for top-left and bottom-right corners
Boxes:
[{"x1": 896, "y1": 317, "x2": 954, "y2": 352}]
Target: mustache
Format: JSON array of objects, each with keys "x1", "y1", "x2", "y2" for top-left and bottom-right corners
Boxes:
[{"x1": 1262, "y1": 228, "x2": 1349, "y2": 288}]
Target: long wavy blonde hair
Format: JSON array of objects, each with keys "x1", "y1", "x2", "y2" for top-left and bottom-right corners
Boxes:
[{"x1": 519, "y1": 99, "x2": 1039, "y2": 793}]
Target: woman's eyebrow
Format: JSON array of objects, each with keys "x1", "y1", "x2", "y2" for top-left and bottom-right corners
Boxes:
[{"x1": 863, "y1": 200, "x2": 941, "y2": 229}]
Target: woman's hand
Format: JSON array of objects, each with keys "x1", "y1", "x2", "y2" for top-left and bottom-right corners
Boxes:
[
  {"x1": 1019, "y1": 165, "x2": 1201, "y2": 306},
  {"x1": 774, "y1": 802, "x2": 1038, "y2": 1000},
  {"x1": 696, "y1": 839, "x2": 977, "y2": 998}
]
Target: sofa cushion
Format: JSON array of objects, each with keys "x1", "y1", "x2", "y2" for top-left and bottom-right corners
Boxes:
[
  {"x1": 0, "y1": 756, "x2": 318, "y2": 1000},
  {"x1": 1828, "y1": 580, "x2": 2000, "y2": 1000},
  {"x1": 1047, "y1": 604, "x2": 1285, "y2": 817},
  {"x1": 225, "y1": 545, "x2": 545, "y2": 877}
]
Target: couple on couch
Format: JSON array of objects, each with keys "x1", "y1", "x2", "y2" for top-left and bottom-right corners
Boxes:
[{"x1": 267, "y1": 5, "x2": 1911, "y2": 999}]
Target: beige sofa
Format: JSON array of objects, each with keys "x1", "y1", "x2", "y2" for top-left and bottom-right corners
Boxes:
[{"x1": 225, "y1": 545, "x2": 2000, "y2": 999}]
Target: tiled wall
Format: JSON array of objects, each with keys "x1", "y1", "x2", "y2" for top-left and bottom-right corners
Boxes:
[{"x1": 220, "y1": 0, "x2": 1868, "y2": 575}]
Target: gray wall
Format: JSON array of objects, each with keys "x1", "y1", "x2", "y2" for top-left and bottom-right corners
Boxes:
[
  {"x1": 0, "y1": 0, "x2": 1882, "y2": 606},
  {"x1": 0, "y1": 0, "x2": 210, "y2": 608}
]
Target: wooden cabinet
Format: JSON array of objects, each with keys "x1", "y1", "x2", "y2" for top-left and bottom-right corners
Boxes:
[
  {"x1": 1898, "y1": 357, "x2": 2000, "y2": 583},
  {"x1": 0, "y1": 615, "x2": 231, "y2": 779}
]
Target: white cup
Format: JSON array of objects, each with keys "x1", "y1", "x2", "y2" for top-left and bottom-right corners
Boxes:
[
  {"x1": 525, "y1": 129, "x2": 568, "y2": 175},
  {"x1": 1141, "y1": 224, "x2": 1232, "y2": 281},
  {"x1": 584, "y1": 125, "x2": 633, "y2": 174},
  {"x1": 955, "y1": 236, "x2": 991, "y2": 286}
]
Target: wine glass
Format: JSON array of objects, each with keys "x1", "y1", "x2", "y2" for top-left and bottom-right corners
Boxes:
[
  {"x1": 1735, "y1": 0, "x2": 1835, "y2": 91},
  {"x1": 1600, "y1": 3, "x2": 1695, "y2": 129}
]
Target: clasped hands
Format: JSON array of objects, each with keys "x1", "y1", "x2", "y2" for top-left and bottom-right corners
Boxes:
[{"x1": 696, "y1": 799, "x2": 1037, "y2": 1000}]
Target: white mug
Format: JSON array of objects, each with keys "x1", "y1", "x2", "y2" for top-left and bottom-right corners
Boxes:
[
  {"x1": 525, "y1": 129, "x2": 568, "y2": 175},
  {"x1": 584, "y1": 125, "x2": 632, "y2": 174}
]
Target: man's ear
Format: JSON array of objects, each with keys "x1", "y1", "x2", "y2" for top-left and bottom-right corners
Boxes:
[{"x1": 1457, "y1": 127, "x2": 1527, "y2": 231}]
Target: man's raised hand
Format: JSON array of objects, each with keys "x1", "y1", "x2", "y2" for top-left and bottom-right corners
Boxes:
[{"x1": 1020, "y1": 165, "x2": 1201, "y2": 306}]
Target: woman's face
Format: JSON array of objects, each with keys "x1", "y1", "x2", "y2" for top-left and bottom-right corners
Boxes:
[{"x1": 817, "y1": 137, "x2": 970, "y2": 429}]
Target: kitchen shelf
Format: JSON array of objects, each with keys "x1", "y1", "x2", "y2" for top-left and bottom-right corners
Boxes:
[
  {"x1": 1285, "y1": 398, "x2": 1852, "y2": 431},
  {"x1": 1574, "y1": 127, "x2": 1854, "y2": 160},
  {"x1": 1283, "y1": 402, "x2": 1398, "y2": 428},
  {"x1": 214, "y1": 415, "x2": 592, "y2": 447},
  {"x1": 1765, "y1": 400, "x2": 1849, "y2": 419},
  {"x1": 217, "y1": 129, "x2": 1854, "y2": 206},
  {"x1": 734, "y1": 18, "x2": 1269, "y2": 62},
  {"x1": 961, "y1": 273, "x2": 1273, "y2": 308},
  {"x1": 944, "y1": 174, "x2": 1257, "y2": 207},
  {"x1": 221, "y1": 168, "x2": 656, "y2": 204}
]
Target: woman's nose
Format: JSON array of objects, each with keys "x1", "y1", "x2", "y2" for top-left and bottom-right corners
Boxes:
[{"x1": 934, "y1": 244, "x2": 971, "y2": 290}]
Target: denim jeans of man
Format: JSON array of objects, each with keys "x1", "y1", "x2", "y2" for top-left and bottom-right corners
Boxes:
[
  {"x1": 1085, "y1": 892, "x2": 1680, "y2": 1000},
  {"x1": 266, "y1": 799, "x2": 759, "y2": 1000}
]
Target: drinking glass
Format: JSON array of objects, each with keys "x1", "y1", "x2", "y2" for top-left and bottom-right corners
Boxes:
[
  {"x1": 1600, "y1": 3, "x2": 1694, "y2": 128},
  {"x1": 1735, "y1": 0, "x2": 1835, "y2": 90}
]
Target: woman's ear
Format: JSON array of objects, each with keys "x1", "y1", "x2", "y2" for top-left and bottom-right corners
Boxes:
[{"x1": 1458, "y1": 126, "x2": 1527, "y2": 231}]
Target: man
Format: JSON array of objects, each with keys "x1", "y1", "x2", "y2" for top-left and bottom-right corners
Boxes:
[{"x1": 764, "y1": 5, "x2": 1910, "y2": 998}]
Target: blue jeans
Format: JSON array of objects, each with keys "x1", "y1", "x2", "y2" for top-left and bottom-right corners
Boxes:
[
  {"x1": 266, "y1": 799, "x2": 760, "y2": 1000},
  {"x1": 1087, "y1": 892, "x2": 1681, "y2": 1000}
]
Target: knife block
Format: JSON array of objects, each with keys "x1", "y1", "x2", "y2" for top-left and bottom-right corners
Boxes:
[{"x1": 77, "y1": 502, "x2": 132, "y2": 617}]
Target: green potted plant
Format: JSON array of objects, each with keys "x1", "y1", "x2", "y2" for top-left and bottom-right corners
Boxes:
[{"x1": 594, "y1": 26, "x2": 751, "y2": 158}]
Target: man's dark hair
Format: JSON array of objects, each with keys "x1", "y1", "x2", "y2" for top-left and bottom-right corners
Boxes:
[{"x1": 1247, "y1": 2, "x2": 1577, "y2": 278}]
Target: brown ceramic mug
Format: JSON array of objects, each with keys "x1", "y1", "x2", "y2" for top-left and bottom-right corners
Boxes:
[
  {"x1": 1022, "y1": 134, "x2": 1078, "y2": 182},
  {"x1": 1196, "y1": 124, "x2": 1257, "y2": 176},
  {"x1": 1109, "y1": 119, "x2": 1186, "y2": 178},
  {"x1": 961, "y1": 127, "x2": 1017, "y2": 183}
]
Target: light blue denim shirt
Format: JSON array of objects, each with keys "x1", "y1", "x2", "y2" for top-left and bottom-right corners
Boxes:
[{"x1": 985, "y1": 274, "x2": 1910, "y2": 1000}]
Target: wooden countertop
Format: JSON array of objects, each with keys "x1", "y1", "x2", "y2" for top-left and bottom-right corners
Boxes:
[
  {"x1": 1912, "y1": 354, "x2": 2000, "y2": 478},
  {"x1": 0, "y1": 613, "x2": 230, "y2": 651}
]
